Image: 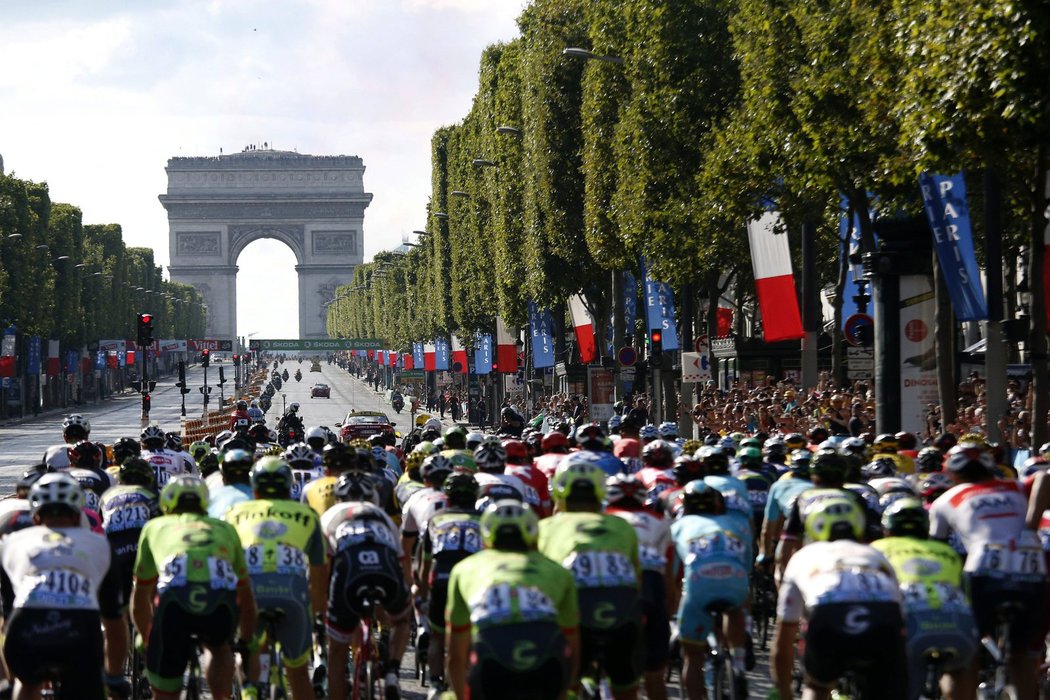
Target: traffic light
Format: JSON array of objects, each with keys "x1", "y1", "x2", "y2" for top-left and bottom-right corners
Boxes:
[
  {"x1": 142, "y1": 393, "x2": 151, "y2": 415},
  {"x1": 137, "y1": 313, "x2": 154, "y2": 348},
  {"x1": 233, "y1": 354, "x2": 240, "y2": 367},
  {"x1": 649, "y1": 328, "x2": 663, "y2": 369},
  {"x1": 201, "y1": 348, "x2": 210, "y2": 367}
]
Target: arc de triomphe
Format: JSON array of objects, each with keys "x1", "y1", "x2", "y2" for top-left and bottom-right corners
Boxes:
[{"x1": 160, "y1": 149, "x2": 372, "y2": 341}]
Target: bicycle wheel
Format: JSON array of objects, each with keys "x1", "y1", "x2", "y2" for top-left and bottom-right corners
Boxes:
[
  {"x1": 712, "y1": 650, "x2": 738, "y2": 700},
  {"x1": 366, "y1": 658, "x2": 378, "y2": 700}
]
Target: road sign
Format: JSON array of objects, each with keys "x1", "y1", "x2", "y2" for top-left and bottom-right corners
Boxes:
[
  {"x1": 681, "y1": 351, "x2": 712, "y2": 382},
  {"x1": 847, "y1": 346, "x2": 874, "y2": 380},
  {"x1": 617, "y1": 346, "x2": 637, "y2": 367},
  {"x1": 620, "y1": 366, "x2": 636, "y2": 379},
  {"x1": 694, "y1": 334, "x2": 710, "y2": 354},
  {"x1": 844, "y1": 314, "x2": 874, "y2": 347},
  {"x1": 249, "y1": 338, "x2": 383, "y2": 351}
]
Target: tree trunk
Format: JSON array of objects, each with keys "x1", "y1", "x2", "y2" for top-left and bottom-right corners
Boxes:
[
  {"x1": 934, "y1": 251, "x2": 958, "y2": 432},
  {"x1": 1028, "y1": 145, "x2": 1050, "y2": 447}
]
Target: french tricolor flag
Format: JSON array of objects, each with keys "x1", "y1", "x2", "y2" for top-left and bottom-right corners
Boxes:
[
  {"x1": 495, "y1": 316, "x2": 517, "y2": 374},
  {"x1": 423, "y1": 342, "x2": 436, "y2": 371},
  {"x1": 451, "y1": 335, "x2": 468, "y2": 374},
  {"x1": 568, "y1": 294, "x2": 597, "y2": 364},
  {"x1": 747, "y1": 211, "x2": 804, "y2": 342}
]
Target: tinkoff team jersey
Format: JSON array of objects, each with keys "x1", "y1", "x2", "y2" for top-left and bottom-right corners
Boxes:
[
  {"x1": 224, "y1": 499, "x2": 326, "y2": 579},
  {"x1": 133, "y1": 513, "x2": 248, "y2": 596},
  {"x1": 0, "y1": 526, "x2": 118, "y2": 612},
  {"x1": 302, "y1": 475, "x2": 338, "y2": 517},
  {"x1": 871, "y1": 537, "x2": 969, "y2": 613},
  {"x1": 446, "y1": 548, "x2": 578, "y2": 634},
  {"x1": 538, "y1": 512, "x2": 640, "y2": 590}
]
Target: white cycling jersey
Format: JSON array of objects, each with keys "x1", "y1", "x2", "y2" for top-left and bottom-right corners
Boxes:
[
  {"x1": 473, "y1": 472, "x2": 528, "y2": 508},
  {"x1": 608, "y1": 507, "x2": 673, "y2": 573},
  {"x1": 321, "y1": 501, "x2": 402, "y2": 555},
  {"x1": 0, "y1": 526, "x2": 115, "y2": 611},
  {"x1": 778, "y1": 540, "x2": 901, "y2": 624},
  {"x1": 144, "y1": 448, "x2": 192, "y2": 487},
  {"x1": 929, "y1": 478, "x2": 1042, "y2": 575},
  {"x1": 400, "y1": 486, "x2": 446, "y2": 538}
]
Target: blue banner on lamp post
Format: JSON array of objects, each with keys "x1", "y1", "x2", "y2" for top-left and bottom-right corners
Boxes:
[
  {"x1": 529, "y1": 302, "x2": 555, "y2": 369},
  {"x1": 642, "y1": 259, "x2": 680, "y2": 350},
  {"x1": 474, "y1": 334, "x2": 492, "y2": 374}
]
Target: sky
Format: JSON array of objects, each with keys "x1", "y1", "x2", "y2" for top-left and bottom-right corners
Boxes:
[{"x1": 0, "y1": 0, "x2": 524, "y2": 340}]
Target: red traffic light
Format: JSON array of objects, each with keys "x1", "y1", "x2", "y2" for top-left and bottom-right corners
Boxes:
[
  {"x1": 233, "y1": 354, "x2": 240, "y2": 360},
  {"x1": 202, "y1": 348, "x2": 210, "y2": 355},
  {"x1": 650, "y1": 330, "x2": 662, "y2": 343},
  {"x1": 139, "y1": 313, "x2": 152, "y2": 324}
]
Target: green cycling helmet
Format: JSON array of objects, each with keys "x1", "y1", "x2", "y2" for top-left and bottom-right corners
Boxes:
[
  {"x1": 189, "y1": 440, "x2": 210, "y2": 461},
  {"x1": 551, "y1": 453, "x2": 606, "y2": 504},
  {"x1": 738, "y1": 446, "x2": 762, "y2": 467},
  {"x1": 480, "y1": 499, "x2": 539, "y2": 549},
  {"x1": 414, "y1": 441, "x2": 438, "y2": 456},
  {"x1": 445, "y1": 450, "x2": 478, "y2": 475},
  {"x1": 804, "y1": 495, "x2": 864, "y2": 542},
  {"x1": 251, "y1": 456, "x2": 294, "y2": 498},
  {"x1": 881, "y1": 497, "x2": 929, "y2": 538},
  {"x1": 160, "y1": 475, "x2": 209, "y2": 514}
]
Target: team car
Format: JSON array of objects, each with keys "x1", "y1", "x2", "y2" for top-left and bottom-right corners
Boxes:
[{"x1": 337, "y1": 411, "x2": 395, "y2": 443}]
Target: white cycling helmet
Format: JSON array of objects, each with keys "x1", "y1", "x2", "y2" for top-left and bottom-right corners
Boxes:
[
  {"x1": 29, "y1": 472, "x2": 85, "y2": 516},
  {"x1": 306, "y1": 426, "x2": 327, "y2": 444},
  {"x1": 289, "y1": 402, "x2": 300, "y2": 412},
  {"x1": 62, "y1": 414, "x2": 91, "y2": 434},
  {"x1": 141, "y1": 425, "x2": 166, "y2": 444},
  {"x1": 283, "y1": 443, "x2": 316, "y2": 467}
]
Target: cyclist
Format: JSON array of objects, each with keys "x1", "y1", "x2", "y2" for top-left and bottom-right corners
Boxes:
[
  {"x1": 208, "y1": 448, "x2": 255, "y2": 518},
  {"x1": 539, "y1": 457, "x2": 642, "y2": 700},
  {"x1": 302, "y1": 443, "x2": 361, "y2": 517},
  {"x1": 99, "y1": 456, "x2": 160, "y2": 603},
  {"x1": 229, "y1": 400, "x2": 251, "y2": 430},
  {"x1": 502, "y1": 439, "x2": 551, "y2": 517},
  {"x1": 771, "y1": 494, "x2": 907, "y2": 700},
  {"x1": 166, "y1": 433, "x2": 198, "y2": 472},
  {"x1": 870, "y1": 432, "x2": 915, "y2": 475},
  {"x1": 472, "y1": 443, "x2": 528, "y2": 509},
  {"x1": 283, "y1": 442, "x2": 324, "y2": 502},
  {"x1": 575, "y1": 423, "x2": 625, "y2": 476},
  {"x1": 637, "y1": 440, "x2": 677, "y2": 507},
  {"x1": 401, "y1": 454, "x2": 452, "y2": 556},
  {"x1": 671, "y1": 480, "x2": 751, "y2": 699},
  {"x1": 132, "y1": 475, "x2": 256, "y2": 700},
  {"x1": 445, "y1": 500, "x2": 579, "y2": 700},
  {"x1": 111, "y1": 436, "x2": 142, "y2": 468},
  {"x1": 0, "y1": 465, "x2": 52, "y2": 537},
  {"x1": 394, "y1": 449, "x2": 428, "y2": 513},
  {"x1": 418, "y1": 473, "x2": 482, "y2": 695},
  {"x1": 0, "y1": 472, "x2": 129, "y2": 699},
  {"x1": 606, "y1": 474, "x2": 673, "y2": 700},
  {"x1": 735, "y1": 446, "x2": 776, "y2": 533},
  {"x1": 698, "y1": 446, "x2": 753, "y2": 538},
  {"x1": 225, "y1": 457, "x2": 328, "y2": 700},
  {"x1": 141, "y1": 424, "x2": 193, "y2": 488},
  {"x1": 872, "y1": 498, "x2": 978, "y2": 699},
  {"x1": 929, "y1": 442, "x2": 1046, "y2": 699},
  {"x1": 42, "y1": 414, "x2": 92, "y2": 470},
  {"x1": 322, "y1": 472, "x2": 412, "y2": 700}
]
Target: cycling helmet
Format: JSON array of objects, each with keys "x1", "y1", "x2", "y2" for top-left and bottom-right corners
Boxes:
[
  {"x1": 447, "y1": 452, "x2": 478, "y2": 474},
  {"x1": 839, "y1": 436, "x2": 868, "y2": 457},
  {"x1": 804, "y1": 495, "x2": 864, "y2": 542},
  {"x1": 718, "y1": 436, "x2": 737, "y2": 456},
  {"x1": 873, "y1": 434, "x2": 898, "y2": 453},
  {"x1": 17, "y1": 464, "x2": 50, "y2": 495},
  {"x1": 697, "y1": 446, "x2": 730, "y2": 475},
  {"x1": 473, "y1": 444, "x2": 507, "y2": 472},
  {"x1": 862, "y1": 458, "x2": 898, "y2": 480},
  {"x1": 160, "y1": 475, "x2": 209, "y2": 514},
  {"x1": 421, "y1": 454, "x2": 454, "y2": 483},
  {"x1": 784, "y1": 433, "x2": 807, "y2": 451},
  {"x1": 681, "y1": 439, "x2": 702, "y2": 455},
  {"x1": 415, "y1": 441, "x2": 438, "y2": 456},
  {"x1": 283, "y1": 443, "x2": 315, "y2": 467},
  {"x1": 575, "y1": 423, "x2": 607, "y2": 450},
  {"x1": 639, "y1": 425, "x2": 659, "y2": 442},
  {"x1": 189, "y1": 440, "x2": 210, "y2": 462},
  {"x1": 789, "y1": 448, "x2": 812, "y2": 474},
  {"x1": 29, "y1": 472, "x2": 85, "y2": 517},
  {"x1": 658, "y1": 422, "x2": 679, "y2": 439},
  {"x1": 810, "y1": 449, "x2": 847, "y2": 482},
  {"x1": 672, "y1": 455, "x2": 704, "y2": 485},
  {"x1": 763, "y1": 438, "x2": 787, "y2": 461},
  {"x1": 680, "y1": 479, "x2": 724, "y2": 516},
  {"x1": 881, "y1": 497, "x2": 929, "y2": 538},
  {"x1": 872, "y1": 477, "x2": 914, "y2": 499},
  {"x1": 423, "y1": 418, "x2": 442, "y2": 433},
  {"x1": 405, "y1": 450, "x2": 427, "y2": 475},
  {"x1": 368, "y1": 434, "x2": 387, "y2": 448},
  {"x1": 551, "y1": 454, "x2": 606, "y2": 504},
  {"x1": 236, "y1": 400, "x2": 248, "y2": 411},
  {"x1": 738, "y1": 446, "x2": 762, "y2": 468},
  {"x1": 915, "y1": 447, "x2": 943, "y2": 473},
  {"x1": 432, "y1": 438, "x2": 445, "y2": 450},
  {"x1": 215, "y1": 430, "x2": 235, "y2": 449},
  {"x1": 198, "y1": 453, "x2": 220, "y2": 479},
  {"x1": 62, "y1": 414, "x2": 91, "y2": 438},
  {"x1": 605, "y1": 473, "x2": 646, "y2": 508},
  {"x1": 524, "y1": 431, "x2": 543, "y2": 454},
  {"x1": 541, "y1": 431, "x2": 569, "y2": 454},
  {"x1": 118, "y1": 457, "x2": 155, "y2": 487},
  {"x1": 248, "y1": 424, "x2": 270, "y2": 443},
  {"x1": 251, "y1": 456, "x2": 294, "y2": 498},
  {"x1": 918, "y1": 473, "x2": 953, "y2": 503},
  {"x1": 608, "y1": 415, "x2": 623, "y2": 432},
  {"x1": 642, "y1": 440, "x2": 674, "y2": 469},
  {"x1": 480, "y1": 499, "x2": 539, "y2": 549},
  {"x1": 166, "y1": 432, "x2": 183, "y2": 452},
  {"x1": 68, "y1": 440, "x2": 103, "y2": 470},
  {"x1": 221, "y1": 448, "x2": 254, "y2": 476},
  {"x1": 334, "y1": 472, "x2": 377, "y2": 504},
  {"x1": 740, "y1": 437, "x2": 761, "y2": 450},
  {"x1": 945, "y1": 443, "x2": 994, "y2": 474},
  {"x1": 444, "y1": 426, "x2": 467, "y2": 450},
  {"x1": 895, "y1": 431, "x2": 918, "y2": 451},
  {"x1": 141, "y1": 425, "x2": 166, "y2": 447},
  {"x1": 481, "y1": 434, "x2": 503, "y2": 447},
  {"x1": 443, "y1": 472, "x2": 479, "y2": 507},
  {"x1": 112, "y1": 437, "x2": 141, "y2": 465},
  {"x1": 322, "y1": 443, "x2": 354, "y2": 472},
  {"x1": 1020, "y1": 456, "x2": 1049, "y2": 480},
  {"x1": 288, "y1": 402, "x2": 300, "y2": 412},
  {"x1": 466, "y1": 432, "x2": 485, "y2": 450},
  {"x1": 1039, "y1": 442, "x2": 1050, "y2": 459},
  {"x1": 306, "y1": 426, "x2": 328, "y2": 449},
  {"x1": 703, "y1": 433, "x2": 720, "y2": 446},
  {"x1": 502, "y1": 440, "x2": 530, "y2": 466}
]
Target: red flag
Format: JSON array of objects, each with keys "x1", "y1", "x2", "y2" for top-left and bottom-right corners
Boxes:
[
  {"x1": 0, "y1": 356, "x2": 13, "y2": 378},
  {"x1": 747, "y1": 212, "x2": 804, "y2": 342},
  {"x1": 403, "y1": 353, "x2": 414, "y2": 370},
  {"x1": 423, "y1": 342, "x2": 436, "y2": 371},
  {"x1": 716, "y1": 308, "x2": 733, "y2": 338},
  {"x1": 126, "y1": 350, "x2": 136, "y2": 365},
  {"x1": 569, "y1": 295, "x2": 597, "y2": 364},
  {"x1": 388, "y1": 351, "x2": 397, "y2": 367},
  {"x1": 451, "y1": 335, "x2": 468, "y2": 374},
  {"x1": 368, "y1": 349, "x2": 375, "y2": 360},
  {"x1": 495, "y1": 317, "x2": 517, "y2": 374}
]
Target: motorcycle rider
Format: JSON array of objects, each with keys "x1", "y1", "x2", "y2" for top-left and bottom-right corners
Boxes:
[{"x1": 278, "y1": 402, "x2": 305, "y2": 444}]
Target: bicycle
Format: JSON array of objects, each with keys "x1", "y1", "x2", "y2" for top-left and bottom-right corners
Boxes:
[
  {"x1": 705, "y1": 602, "x2": 743, "y2": 700},
  {"x1": 258, "y1": 608, "x2": 290, "y2": 700},
  {"x1": 918, "y1": 647, "x2": 958, "y2": 700},
  {"x1": 578, "y1": 632, "x2": 611, "y2": 700},
  {"x1": 352, "y1": 585, "x2": 388, "y2": 700},
  {"x1": 750, "y1": 568, "x2": 777, "y2": 650},
  {"x1": 977, "y1": 601, "x2": 1024, "y2": 700}
]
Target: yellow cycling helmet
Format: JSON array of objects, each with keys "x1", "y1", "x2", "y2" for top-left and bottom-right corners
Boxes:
[
  {"x1": 480, "y1": 499, "x2": 539, "y2": 549},
  {"x1": 160, "y1": 475, "x2": 210, "y2": 514},
  {"x1": 681, "y1": 439, "x2": 703, "y2": 455},
  {"x1": 405, "y1": 450, "x2": 427, "y2": 474},
  {"x1": 804, "y1": 495, "x2": 864, "y2": 542}
]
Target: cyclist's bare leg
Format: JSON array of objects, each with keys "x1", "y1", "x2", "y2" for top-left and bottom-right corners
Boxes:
[
  {"x1": 725, "y1": 608, "x2": 747, "y2": 672},
  {"x1": 942, "y1": 659, "x2": 978, "y2": 699},
  {"x1": 204, "y1": 642, "x2": 236, "y2": 700},
  {"x1": 327, "y1": 640, "x2": 351, "y2": 700},
  {"x1": 801, "y1": 685, "x2": 831, "y2": 700},
  {"x1": 379, "y1": 608, "x2": 411, "y2": 671},
  {"x1": 12, "y1": 681, "x2": 43, "y2": 700},
  {"x1": 427, "y1": 631, "x2": 445, "y2": 683},
  {"x1": 681, "y1": 641, "x2": 708, "y2": 700},
  {"x1": 1008, "y1": 651, "x2": 1038, "y2": 700},
  {"x1": 643, "y1": 667, "x2": 668, "y2": 700},
  {"x1": 285, "y1": 662, "x2": 316, "y2": 700}
]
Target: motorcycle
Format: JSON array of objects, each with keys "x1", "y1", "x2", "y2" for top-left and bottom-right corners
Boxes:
[
  {"x1": 259, "y1": 396, "x2": 272, "y2": 413},
  {"x1": 392, "y1": 393, "x2": 405, "y2": 414},
  {"x1": 278, "y1": 426, "x2": 299, "y2": 447},
  {"x1": 295, "y1": 370, "x2": 302, "y2": 382},
  {"x1": 282, "y1": 369, "x2": 290, "y2": 381}
]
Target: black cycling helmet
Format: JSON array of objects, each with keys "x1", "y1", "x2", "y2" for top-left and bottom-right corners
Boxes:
[
  {"x1": 443, "y1": 472, "x2": 479, "y2": 509},
  {"x1": 916, "y1": 447, "x2": 943, "y2": 473},
  {"x1": 672, "y1": 455, "x2": 704, "y2": 486},
  {"x1": 641, "y1": 440, "x2": 674, "y2": 469},
  {"x1": 861, "y1": 457, "x2": 898, "y2": 481},
  {"x1": 322, "y1": 443, "x2": 355, "y2": 472},
  {"x1": 575, "y1": 423, "x2": 606, "y2": 451},
  {"x1": 697, "y1": 446, "x2": 730, "y2": 475},
  {"x1": 681, "y1": 480, "x2": 724, "y2": 516},
  {"x1": 112, "y1": 437, "x2": 141, "y2": 465},
  {"x1": 118, "y1": 457, "x2": 155, "y2": 488},
  {"x1": 16, "y1": 464, "x2": 50, "y2": 496},
  {"x1": 334, "y1": 472, "x2": 377, "y2": 504},
  {"x1": 810, "y1": 448, "x2": 847, "y2": 483},
  {"x1": 788, "y1": 448, "x2": 812, "y2": 476}
]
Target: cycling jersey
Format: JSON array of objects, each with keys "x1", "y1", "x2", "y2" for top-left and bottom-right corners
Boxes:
[
  {"x1": 705, "y1": 473, "x2": 754, "y2": 533},
  {"x1": 504, "y1": 463, "x2": 551, "y2": 515},
  {"x1": 671, "y1": 512, "x2": 752, "y2": 643},
  {"x1": 401, "y1": 486, "x2": 447, "y2": 538},
  {"x1": 302, "y1": 474, "x2": 338, "y2": 516},
  {"x1": 764, "y1": 473, "x2": 812, "y2": 524},
  {"x1": 637, "y1": 467, "x2": 676, "y2": 504},
  {"x1": 134, "y1": 512, "x2": 249, "y2": 600},
  {"x1": 144, "y1": 448, "x2": 193, "y2": 488},
  {"x1": 578, "y1": 449, "x2": 625, "y2": 477},
  {"x1": 538, "y1": 512, "x2": 640, "y2": 594},
  {"x1": 321, "y1": 500, "x2": 403, "y2": 556},
  {"x1": 778, "y1": 540, "x2": 901, "y2": 622},
  {"x1": 534, "y1": 453, "x2": 567, "y2": 481},
  {"x1": 100, "y1": 484, "x2": 159, "y2": 599},
  {"x1": 474, "y1": 472, "x2": 528, "y2": 509},
  {"x1": 207, "y1": 482, "x2": 252, "y2": 519},
  {"x1": 394, "y1": 473, "x2": 426, "y2": 511},
  {"x1": 422, "y1": 507, "x2": 482, "y2": 633},
  {"x1": 783, "y1": 487, "x2": 879, "y2": 544},
  {"x1": 871, "y1": 451, "x2": 915, "y2": 475},
  {"x1": 224, "y1": 499, "x2": 327, "y2": 668},
  {"x1": 289, "y1": 464, "x2": 324, "y2": 502},
  {"x1": 736, "y1": 468, "x2": 774, "y2": 528}
]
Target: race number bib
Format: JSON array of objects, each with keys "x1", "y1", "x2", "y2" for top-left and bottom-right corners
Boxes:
[
  {"x1": 900, "y1": 582, "x2": 968, "y2": 610},
  {"x1": 19, "y1": 569, "x2": 94, "y2": 609},
  {"x1": 431, "y1": 522, "x2": 482, "y2": 555},
  {"x1": 971, "y1": 542, "x2": 1046, "y2": 577},
  {"x1": 208, "y1": 557, "x2": 239, "y2": 590},
  {"x1": 639, "y1": 545, "x2": 667, "y2": 571},
  {"x1": 158, "y1": 554, "x2": 188, "y2": 591},
  {"x1": 564, "y1": 550, "x2": 636, "y2": 588},
  {"x1": 159, "y1": 554, "x2": 238, "y2": 591},
  {"x1": 104, "y1": 504, "x2": 152, "y2": 533},
  {"x1": 811, "y1": 567, "x2": 897, "y2": 605},
  {"x1": 470, "y1": 583, "x2": 556, "y2": 626},
  {"x1": 686, "y1": 532, "x2": 746, "y2": 563}
]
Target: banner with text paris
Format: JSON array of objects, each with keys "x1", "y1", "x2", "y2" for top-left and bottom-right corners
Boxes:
[
  {"x1": 642, "y1": 259, "x2": 679, "y2": 350},
  {"x1": 529, "y1": 302, "x2": 555, "y2": 369},
  {"x1": 474, "y1": 333, "x2": 493, "y2": 374}
]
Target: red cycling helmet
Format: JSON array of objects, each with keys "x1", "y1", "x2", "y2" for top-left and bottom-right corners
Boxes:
[
  {"x1": 541, "y1": 432, "x2": 569, "y2": 454},
  {"x1": 68, "y1": 440, "x2": 103, "y2": 470},
  {"x1": 501, "y1": 439, "x2": 531, "y2": 465}
]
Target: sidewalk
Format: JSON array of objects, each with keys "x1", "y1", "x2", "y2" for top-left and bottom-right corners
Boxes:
[{"x1": 0, "y1": 389, "x2": 138, "y2": 428}]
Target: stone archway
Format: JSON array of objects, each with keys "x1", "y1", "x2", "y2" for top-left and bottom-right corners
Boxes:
[{"x1": 161, "y1": 149, "x2": 372, "y2": 341}]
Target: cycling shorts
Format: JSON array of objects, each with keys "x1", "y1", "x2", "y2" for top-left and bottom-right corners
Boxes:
[
  {"x1": 641, "y1": 570, "x2": 670, "y2": 671},
  {"x1": 803, "y1": 601, "x2": 907, "y2": 697},
  {"x1": 146, "y1": 587, "x2": 239, "y2": 694},
  {"x1": 428, "y1": 574, "x2": 451, "y2": 634},
  {"x1": 327, "y1": 542, "x2": 409, "y2": 644},
  {"x1": 904, "y1": 607, "x2": 978, "y2": 700},
  {"x1": 677, "y1": 571, "x2": 749, "y2": 645},
  {"x1": 469, "y1": 621, "x2": 572, "y2": 700},
  {"x1": 4, "y1": 608, "x2": 105, "y2": 699},
  {"x1": 965, "y1": 573, "x2": 1046, "y2": 653},
  {"x1": 579, "y1": 587, "x2": 643, "y2": 691},
  {"x1": 251, "y1": 573, "x2": 313, "y2": 668}
]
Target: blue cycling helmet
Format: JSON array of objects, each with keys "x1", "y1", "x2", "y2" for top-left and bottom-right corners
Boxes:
[
  {"x1": 608, "y1": 415, "x2": 623, "y2": 431},
  {"x1": 639, "y1": 425, "x2": 659, "y2": 441},
  {"x1": 658, "y1": 422, "x2": 679, "y2": 439}
]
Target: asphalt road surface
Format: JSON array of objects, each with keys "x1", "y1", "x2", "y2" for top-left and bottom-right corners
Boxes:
[{"x1": 0, "y1": 359, "x2": 781, "y2": 697}]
